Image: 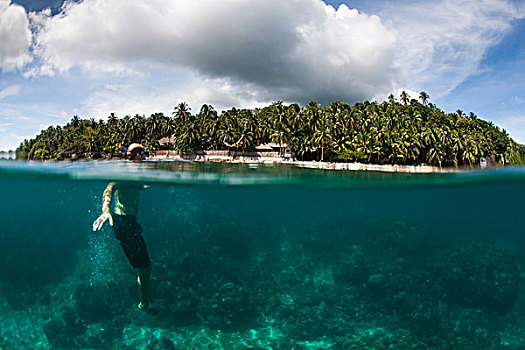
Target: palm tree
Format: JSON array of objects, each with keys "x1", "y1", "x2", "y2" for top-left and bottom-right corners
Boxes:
[
  {"x1": 70, "y1": 115, "x2": 81, "y2": 128},
  {"x1": 400, "y1": 91, "x2": 410, "y2": 106},
  {"x1": 270, "y1": 101, "x2": 287, "y2": 156},
  {"x1": 173, "y1": 102, "x2": 191, "y2": 123},
  {"x1": 199, "y1": 104, "x2": 220, "y2": 149},
  {"x1": 313, "y1": 111, "x2": 333, "y2": 162},
  {"x1": 145, "y1": 113, "x2": 163, "y2": 146},
  {"x1": 388, "y1": 94, "x2": 396, "y2": 105},
  {"x1": 419, "y1": 91, "x2": 429, "y2": 106},
  {"x1": 17, "y1": 93, "x2": 525, "y2": 165}
]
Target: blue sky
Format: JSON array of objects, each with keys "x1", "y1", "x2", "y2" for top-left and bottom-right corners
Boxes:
[{"x1": 0, "y1": 0, "x2": 524, "y2": 150}]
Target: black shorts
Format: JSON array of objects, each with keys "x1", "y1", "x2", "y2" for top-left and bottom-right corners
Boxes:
[{"x1": 113, "y1": 215, "x2": 151, "y2": 269}]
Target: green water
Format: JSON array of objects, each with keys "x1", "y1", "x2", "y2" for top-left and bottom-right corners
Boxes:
[{"x1": 1, "y1": 160, "x2": 525, "y2": 349}]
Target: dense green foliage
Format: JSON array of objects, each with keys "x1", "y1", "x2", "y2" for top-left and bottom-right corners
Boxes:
[{"x1": 16, "y1": 94, "x2": 525, "y2": 167}]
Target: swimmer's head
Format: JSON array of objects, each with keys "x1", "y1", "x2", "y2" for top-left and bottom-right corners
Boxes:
[{"x1": 127, "y1": 143, "x2": 148, "y2": 161}]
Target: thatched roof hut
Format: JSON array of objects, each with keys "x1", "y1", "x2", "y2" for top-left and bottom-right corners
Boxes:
[{"x1": 158, "y1": 136, "x2": 175, "y2": 149}]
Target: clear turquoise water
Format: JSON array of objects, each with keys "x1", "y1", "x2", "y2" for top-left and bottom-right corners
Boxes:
[{"x1": 1, "y1": 160, "x2": 525, "y2": 349}]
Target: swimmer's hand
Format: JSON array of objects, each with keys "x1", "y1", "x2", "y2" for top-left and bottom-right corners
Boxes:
[{"x1": 92, "y1": 213, "x2": 113, "y2": 231}]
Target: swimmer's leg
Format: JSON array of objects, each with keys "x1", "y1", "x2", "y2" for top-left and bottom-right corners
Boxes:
[{"x1": 136, "y1": 266, "x2": 151, "y2": 309}]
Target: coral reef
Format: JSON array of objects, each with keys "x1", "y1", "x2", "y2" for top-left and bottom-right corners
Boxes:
[{"x1": 1, "y1": 215, "x2": 525, "y2": 349}]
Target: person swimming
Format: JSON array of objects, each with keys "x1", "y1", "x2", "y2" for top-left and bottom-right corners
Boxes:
[
  {"x1": 121, "y1": 143, "x2": 150, "y2": 161},
  {"x1": 92, "y1": 143, "x2": 152, "y2": 309}
]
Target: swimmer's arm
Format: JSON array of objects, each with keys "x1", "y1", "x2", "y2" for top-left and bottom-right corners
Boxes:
[
  {"x1": 102, "y1": 182, "x2": 116, "y2": 214},
  {"x1": 92, "y1": 182, "x2": 116, "y2": 231}
]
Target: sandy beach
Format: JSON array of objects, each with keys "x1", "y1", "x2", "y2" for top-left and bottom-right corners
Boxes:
[{"x1": 149, "y1": 151, "x2": 456, "y2": 173}]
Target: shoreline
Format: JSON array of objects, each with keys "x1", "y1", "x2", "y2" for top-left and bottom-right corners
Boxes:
[{"x1": 148, "y1": 153, "x2": 457, "y2": 173}]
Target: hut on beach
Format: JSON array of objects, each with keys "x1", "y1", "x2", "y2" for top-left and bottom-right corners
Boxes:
[
  {"x1": 155, "y1": 137, "x2": 294, "y2": 159},
  {"x1": 158, "y1": 136, "x2": 175, "y2": 149}
]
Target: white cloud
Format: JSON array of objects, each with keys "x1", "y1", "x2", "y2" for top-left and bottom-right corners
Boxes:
[
  {"x1": 28, "y1": 0, "x2": 524, "y2": 108},
  {"x1": 0, "y1": 131, "x2": 33, "y2": 151},
  {"x1": 78, "y1": 69, "x2": 190, "y2": 118},
  {"x1": 380, "y1": 0, "x2": 525, "y2": 98},
  {"x1": 511, "y1": 96, "x2": 524, "y2": 105},
  {"x1": 0, "y1": 101, "x2": 73, "y2": 149},
  {"x1": 1, "y1": 0, "x2": 523, "y2": 150},
  {"x1": 0, "y1": 132, "x2": 18, "y2": 150},
  {"x1": 181, "y1": 87, "x2": 241, "y2": 112},
  {"x1": 77, "y1": 68, "x2": 256, "y2": 119},
  {"x1": 0, "y1": 122, "x2": 13, "y2": 131},
  {"x1": 0, "y1": 84, "x2": 21, "y2": 100},
  {"x1": 31, "y1": 0, "x2": 399, "y2": 105},
  {"x1": 0, "y1": 0, "x2": 32, "y2": 72}
]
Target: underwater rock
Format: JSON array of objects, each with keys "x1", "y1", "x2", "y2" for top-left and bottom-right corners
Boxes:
[
  {"x1": 436, "y1": 243, "x2": 521, "y2": 312},
  {"x1": 1, "y1": 240, "x2": 75, "y2": 309},
  {"x1": 500, "y1": 320, "x2": 525, "y2": 349},
  {"x1": 74, "y1": 283, "x2": 130, "y2": 324},
  {"x1": 170, "y1": 298, "x2": 193, "y2": 313},
  {"x1": 196, "y1": 281, "x2": 252, "y2": 329},
  {"x1": 334, "y1": 246, "x2": 372, "y2": 285},
  {"x1": 291, "y1": 282, "x2": 323, "y2": 307},
  {"x1": 43, "y1": 307, "x2": 87, "y2": 348},
  {"x1": 1, "y1": 309, "x2": 49, "y2": 349},
  {"x1": 287, "y1": 305, "x2": 330, "y2": 340},
  {"x1": 402, "y1": 299, "x2": 455, "y2": 340},
  {"x1": 76, "y1": 323, "x2": 122, "y2": 349},
  {"x1": 363, "y1": 219, "x2": 426, "y2": 260},
  {"x1": 145, "y1": 336, "x2": 175, "y2": 350},
  {"x1": 153, "y1": 276, "x2": 194, "y2": 314},
  {"x1": 335, "y1": 327, "x2": 431, "y2": 349},
  {"x1": 121, "y1": 325, "x2": 179, "y2": 350},
  {"x1": 367, "y1": 273, "x2": 386, "y2": 286}
]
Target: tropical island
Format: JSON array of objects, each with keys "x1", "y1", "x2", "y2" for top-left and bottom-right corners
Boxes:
[{"x1": 16, "y1": 92, "x2": 525, "y2": 168}]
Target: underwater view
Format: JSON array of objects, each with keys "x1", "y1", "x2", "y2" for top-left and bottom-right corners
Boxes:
[{"x1": 1, "y1": 160, "x2": 525, "y2": 349}]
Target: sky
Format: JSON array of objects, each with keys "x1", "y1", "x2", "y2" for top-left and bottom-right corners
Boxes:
[{"x1": 0, "y1": 0, "x2": 524, "y2": 151}]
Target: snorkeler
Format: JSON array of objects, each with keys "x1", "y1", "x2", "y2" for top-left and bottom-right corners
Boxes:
[
  {"x1": 120, "y1": 143, "x2": 150, "y2": 161},
  {"x1": 92, "y1": 143, "x2": 152, "y2": 309}
]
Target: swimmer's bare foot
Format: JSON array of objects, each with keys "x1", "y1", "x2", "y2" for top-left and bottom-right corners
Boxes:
[{"x1": 138, "y1": 302, "x2": 159, "y2": 315}]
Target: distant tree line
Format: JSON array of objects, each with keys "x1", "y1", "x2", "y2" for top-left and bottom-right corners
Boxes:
[{"x1": 16, "y1": 92, "x2": 525, "y2": 167}]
